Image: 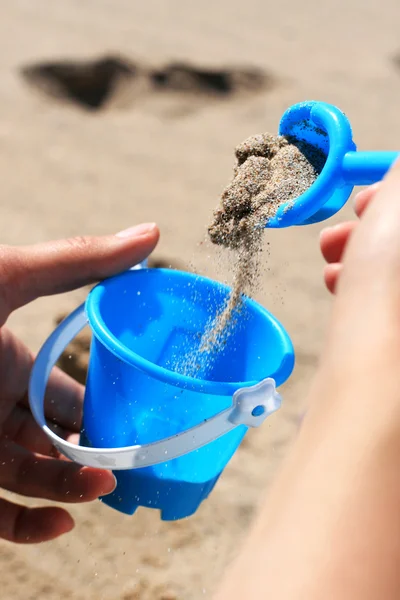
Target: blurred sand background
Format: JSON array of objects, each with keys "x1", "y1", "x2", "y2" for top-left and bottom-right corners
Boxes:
[{"x1": 1, "y1": 0, "x2": 400, "y2": 598}]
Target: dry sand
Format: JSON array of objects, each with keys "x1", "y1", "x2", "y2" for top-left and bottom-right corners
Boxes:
[
  {"x1": 200, "y1": 134, "x2": 325, "y2": 360},
  {"x1": 1, "y1": 0, "x2": 400, "y2": 598}
]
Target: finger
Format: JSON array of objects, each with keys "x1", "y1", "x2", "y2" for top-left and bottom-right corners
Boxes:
[
  {"x1": 320, "y1": 222, "x2": 357, "y2": 264},
  {"x1": 354, "y1": 182, "x2": 381, "y2": 218},
  {"x1": 322, "y1": 161, "x2": 400, "y2": 372},
  {"x1": 0, "y1": 223, "x2": 159, "y2": 324},
  {"x1": 0, "y1": 498, "x2": 74, "y2": 544},
  {"x1": 345, "y1": 159, "x2": 400, "y2": 271},
  {"x1": 324, "y1": 263, "x2": 342, "y2": 294},
  {"x1": 3, "y1": 404, "x2": 75, "y2": 457},
  {"x1": 43, "y1": 367, "x2": 84, "y2": 432},
  {"x1": 0, "y1": 440, "x2": 116, "y2": 502},
  {"x1": 1, "y1": 329, "x2": 84, "y2": 432},
  {"x1": 0, "y1": 328, "x2": 32, "y2": 423},
  {"x1": 319, "y1": 183, "x2": 382, "y2": 269}
]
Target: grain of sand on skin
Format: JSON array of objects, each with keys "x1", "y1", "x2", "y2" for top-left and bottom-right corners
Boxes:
[{"x1": 178, "y1": 133, "x2": 326, "y2": 377}]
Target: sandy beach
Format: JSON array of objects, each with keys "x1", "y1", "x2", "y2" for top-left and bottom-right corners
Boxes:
[{"x1": 1, "y1": 1, "x2": 400, "y2": 598}]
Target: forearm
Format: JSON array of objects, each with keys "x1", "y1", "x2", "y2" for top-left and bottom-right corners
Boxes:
[
  {"x1": 214, "y1": 165, "x2": 400, "y2": 599},
  {"x1": 214, "y1": 369, "x2": 400, "y2": 600}
]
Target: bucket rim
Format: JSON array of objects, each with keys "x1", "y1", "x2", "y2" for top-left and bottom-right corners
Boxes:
[{"x1": 86, "y1": 268, "x2": 295, "y2": 395}]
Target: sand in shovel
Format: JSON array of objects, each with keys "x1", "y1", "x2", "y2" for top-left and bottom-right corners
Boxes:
[{"x1": 176, "y1": 133, "x2": 326, "y2": 378}]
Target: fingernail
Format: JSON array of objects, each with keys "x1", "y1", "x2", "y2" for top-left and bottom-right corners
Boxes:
[
  {"x1": 116, "y1": 223, "x2": 156, "y2": 238},
  {"x1": 101, "y1": 473, "x2": 118, "y2": 495},
  {"x1": 64, "y1": 514, "x2": 75, "y2": 533},
  {"x1": 352, "y1": 192, "x2": 363, "y2": 210},
  {"x1": 353, "y1": 183, "x2": 379, "y2": 206},
  {"x1": 319, "y1": 226, "x2": 333, "y2": 240}
]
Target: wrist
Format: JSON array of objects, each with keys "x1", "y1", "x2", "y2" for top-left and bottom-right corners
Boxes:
[{"x1": 303, "y1": 359, "x2": 400, "y2": 457}]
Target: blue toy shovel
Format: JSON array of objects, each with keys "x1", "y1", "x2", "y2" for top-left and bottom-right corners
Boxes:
[{"x1": 267, "y1": 101, "x2": 399, "y2": 228}]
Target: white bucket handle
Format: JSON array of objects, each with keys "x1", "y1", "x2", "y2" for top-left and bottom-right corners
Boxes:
[{"x1": 28, "y1": 304, "x2": 282, "y2": 470}]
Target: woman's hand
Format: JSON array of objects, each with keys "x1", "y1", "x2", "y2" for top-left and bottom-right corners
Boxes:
[
  {"x1": 0, "y1": 222, "x2": 159, "y2": 543},
  {"x1": 320, "y1": 183, "x2": 380, "y2": 293},
  {"x1": 215, "y1": 162, "x2": 400, "y2": 600}
]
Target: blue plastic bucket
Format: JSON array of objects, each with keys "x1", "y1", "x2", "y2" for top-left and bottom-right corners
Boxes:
[
  {"x1": 80, "y1": 268, "x2": 294, "y2": 519},
  {"x1": 29, "y1": 267, "x2": 294, "y2": 521}
]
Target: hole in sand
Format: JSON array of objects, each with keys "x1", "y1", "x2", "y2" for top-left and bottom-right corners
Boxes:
[
  {"x1": 20, "y1": 55, "x2": 137, "y2": 110},
  {"x1": 147, "y1": 256, "x2": 188, "y2": 270},
  {"x1": 149, "y1": 62, "x2": 268, "y2": 96},
  {"x1": 20, "y1": 54, "x2": 273, "y2": 112},
  {"x1": 392, "y1": 53, "x2": 400, "y2": 70}
]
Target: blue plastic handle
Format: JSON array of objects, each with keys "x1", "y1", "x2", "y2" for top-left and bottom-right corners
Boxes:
[
  {"x1": 266, "y1": 101, "x2": 400, "y2": 228},
  {"x1": 342, "y1": 151, "x2": 399, "y2": 185}
]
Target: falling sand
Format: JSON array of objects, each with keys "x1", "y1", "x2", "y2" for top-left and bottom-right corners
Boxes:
[
  {"x1": 201, "y1": 133, "x2": 326, "y2": 353},
  {"x1": 175, "y1": 132, "x2": 326, "y2": 378}
]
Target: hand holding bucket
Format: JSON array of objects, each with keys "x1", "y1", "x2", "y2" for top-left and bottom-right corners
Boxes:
[
  {"x1": 29, "y1": 268, "x2": 294, "y2": 520},
  {"x1": 267, "y1": 101, "x2": 399, "y2": 228}
]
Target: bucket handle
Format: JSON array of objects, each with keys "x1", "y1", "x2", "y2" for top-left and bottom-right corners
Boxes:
[{"x1": 28, "y1": 304, "x2": 282, "y2": 470}]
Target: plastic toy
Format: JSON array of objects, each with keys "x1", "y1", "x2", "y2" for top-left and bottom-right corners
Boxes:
[
  {"x1": 29, "y1": 268, "x2": 294, "y2": 520},
  {"x1": 267, "y1": 100, "x2": 399, "y2": 228}
]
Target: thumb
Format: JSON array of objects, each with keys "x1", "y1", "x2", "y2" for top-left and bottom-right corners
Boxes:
[
  {"x1": 0, "y1": 222, "x2": 159, "y2": 324},
  {"x1": 322, "y1": 161, "x2": 400, "y2": 374},
  {"x1": 337, "y1": 159, "x2": 400, "y2": 297}
]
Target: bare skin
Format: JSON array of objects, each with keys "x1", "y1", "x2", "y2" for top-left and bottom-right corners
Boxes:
[
  {"x1": 214, "y1": 161, "x2": 400, "y2": 599},
  {"x1": 320, "y1": 182, "x2": 380, "y2": 293},
  {"x1": 0, "y1": 222, "x2": 159, "y2": 543}
]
